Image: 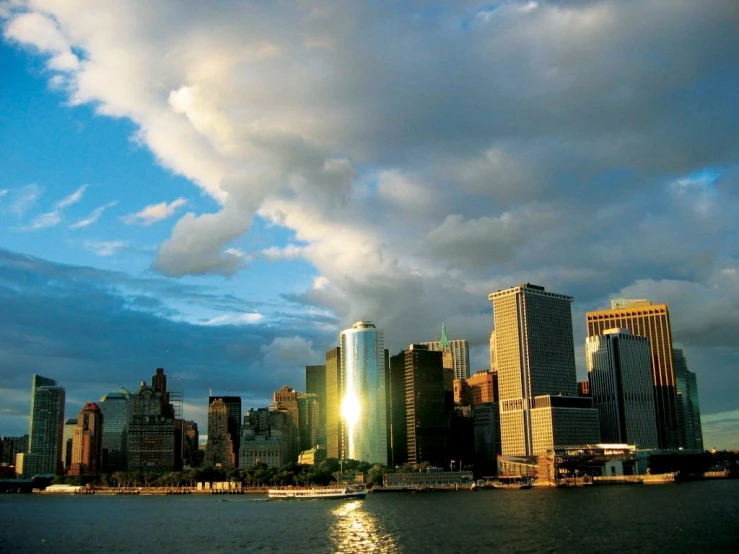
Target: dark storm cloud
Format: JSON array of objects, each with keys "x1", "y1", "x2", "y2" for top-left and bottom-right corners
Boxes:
[{"x1": 0, "y1": 248, "x2": 336, "y2": 435}]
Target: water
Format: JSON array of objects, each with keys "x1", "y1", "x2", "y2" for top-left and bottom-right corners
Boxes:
[{"x1": 1, "y1": 480, "x2": 737, "y2": 553}]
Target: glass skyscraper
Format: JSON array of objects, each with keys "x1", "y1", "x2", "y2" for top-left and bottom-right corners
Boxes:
[
  {"x1": 339, "y1": 321, "x2": 387, "y2": 464},
  {"x1": 99, "y1": 389, "x2": 131, "y2": 472},
  {"x1": 27, "y1": 374, "x2": 66, "y2": 476}
]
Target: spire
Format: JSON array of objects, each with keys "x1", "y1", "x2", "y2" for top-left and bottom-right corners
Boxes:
[{"x1": 438, "y1": 322, "x2": 451, "y2": 349}]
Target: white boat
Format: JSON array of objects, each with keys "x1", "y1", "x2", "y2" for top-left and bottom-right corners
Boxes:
[{"x1": 267, "y1": 485, "x2": 368, "y2": 500}]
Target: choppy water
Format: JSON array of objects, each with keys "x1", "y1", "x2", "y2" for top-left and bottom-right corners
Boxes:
[{"x1": 1, "y1": 480, "x2": 737, "y2": 553}]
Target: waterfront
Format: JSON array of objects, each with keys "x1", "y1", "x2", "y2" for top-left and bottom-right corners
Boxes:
[{"x1": 1, "y1": 480, "x2": 737, "y2": 553}]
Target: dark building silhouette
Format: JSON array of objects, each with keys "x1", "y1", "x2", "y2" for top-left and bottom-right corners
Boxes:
[
  {"x1": 306, "y1": 365, "x2": 327, "y2": 448},
  {"x1": 205, "y1": 399, "x2": 236, "y2": 468},
  {"x1": 208, "y1": 396, "x2": 241, "y2": 463},
  {"x1": 391, "y1": 345, "x2": 448, "y2": 467},
  {"x1": 128, "y1": 371, "x2": 176, "y2": 472}
]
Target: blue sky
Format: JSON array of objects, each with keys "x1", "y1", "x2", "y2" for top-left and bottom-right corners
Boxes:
[{"x1": 1, "y1": 0, "x2": 738, "y2": 448}]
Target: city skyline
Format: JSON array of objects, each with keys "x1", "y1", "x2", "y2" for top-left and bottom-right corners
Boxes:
[{"x1": 0, "y1": 2, "x2": 738, "y2": 450}]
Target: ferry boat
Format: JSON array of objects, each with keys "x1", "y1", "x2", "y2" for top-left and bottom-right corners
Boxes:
[
  {"x1": 491, "y1": 477, "x2": 533, "y2": 490},
  {"x1": 267, "y1": 485, "x2": 368, "y2": 500}
]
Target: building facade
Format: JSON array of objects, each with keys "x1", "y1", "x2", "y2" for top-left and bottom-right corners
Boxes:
[
  {"x1": 297, "y1": 393, "x2": 320, "y2": 453},
  {"x1": 489, "y1": 284, "x2": 598, "y2": 457},
  {"x1": 69, "y1": 402, "x2": 104, "y2": 475},
  {"x1": 207, "y1": 395, "x2": 241, "y2": 464},
  {"x1": 25, "y1": 374, "x2": 66, "y2": 476},
  {"x1": 673, "y1": 349, "x2": 704, "y2": 450},
  {"x1": 422, "y1": 323, "x2": 471, "y2": 380},
  {"x1": 473, "y1": 402, "x2": 501, "y2": 476},
  {"x1": 127, "y1": 379, "x2": 176, "y2": 472},
  {"x1": 99, "y1": 389, "x2": 131, "y2": 472},
  {"x1": 325, "y1": 347, "x2": 343, "y2": 459},
  {"x1": 239, "y1": 409, "x2": 297, "y2": 468},
  {"x1": 586, "y1": 300, "x2": 681, "y2": 448},
  {"x1": 586, "y1": 329, "x2": 658, "y2": 448},
  {"x1": 340, "y1": 321, "x2": 387, "y2": 464},
  {"x1": 305, "y1": 364, "x2": 327, "y2": 448},
  {"x1": 204, "y1": 399, "x2": 236, "y2": 468}
]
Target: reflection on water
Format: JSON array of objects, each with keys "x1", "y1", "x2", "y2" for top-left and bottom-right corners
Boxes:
[{"x1": 330, "y1": 500, "x2": 399, "y2": 553}]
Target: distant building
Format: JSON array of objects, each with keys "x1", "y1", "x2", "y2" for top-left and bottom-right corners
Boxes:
[
  {"x1": 586, "y1": 300, "x2": 681, "y2": 449},
  {"x1": 453, "y1": 378, "x2": 471, "y2": 405},
  {"x1": 422, "y1": 323, "x2": 470, "y2": 380},
  {"x1": 205, "y1": 399, "x2": 236, "y2": 468},
  {"x1": 325, "y1": 347, "x2": 343, "y2": 459},
  {"x1": 25, "y1": 375, "x2": 66, "y2": 476},
  {"x1": 466, "y1": 370, "x2": 497, "y2": 406},
  {"x1": 473, "y1": 402, "x2": 501, "y2": 476},
  {"x1": 127, "y1": 374, "x2": 176, "y2": 472},
  {"x1": 391, "y1": 345, "x2": 447, "y2": 467},
  {"x1": 298, "y1": 446, "x2": 327, "y2": 466},
  {"x1": 208, "y1": 396, "x2": 241, "y2": 464},
  {"x1": 99, "y1": 389, "x2": 131, "y2": 472},
  {"x1": 386, "y1": 348, "x2": 408, "y2": 467},
  {"x1": 62, "y1": 419, "x2": 77, "y2": 472},
  {"x1": 181, "y1": 420, "x2": 200, "y2": 467},
  {"x1": 69, "y1": 402, "x2": 104, "y2": 475},
  {"x1": 297, "y1": 393, "x2": 320, "y2": 452},
  {"x1": 305, "y1": 365, "x2": 327, "y2": 448},
  {"x1": 489, "y1": 284, "x2": 599, "y2": 457},
  {"x1": 673, "y1": 349, "x2": 704, "y2": 450},
  {"x1": 577, "y1": 380, "x2": 591, "y2": 397},
  {"x1": 240, "y1": 408, "x2": 297, "y2": 468},
  {"x1": 586, "y1": 329, "x2": 658, "y2": 449},
  {"x1": 340, "y1": 321, "x2": 387, "y2": 464},
  {"x1": 1, "y1": 435, "x2": 28, "y2": 468}
]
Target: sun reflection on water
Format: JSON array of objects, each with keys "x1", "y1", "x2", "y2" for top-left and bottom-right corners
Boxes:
[{"x1": 330, "y1": 500, "x2": 399, "y2": 553}]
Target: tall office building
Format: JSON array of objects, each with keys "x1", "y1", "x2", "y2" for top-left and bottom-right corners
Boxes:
[
  {"x1": 489, "y1": 284, "x2": 599, "y2": 456},
  {"x1": 422, "y1": 323, "x2": 471, "y2": 380},
  {"x1": 466, "y1": 370, "x2": 498, "y2": 406},
  {"x1": 99, "y1": 389, "x2": 131, "y2": 472},
  {"x1": 70, "y1": 402, "x2": 104, "y2": 475},
  {"x1": 306, "y1": 365, "x2": 327, "y2": 448},
  {"x1": 128, "y1": 374, "x2": 176, "y2": 471},
  {"x1": 473, "y1": 402, "x2": 501, "y2": 476},
  {"x1": 339, "y1": 321, "x2": 387, "y2": 464},
  {"x1": 586, "y1": 299, "x2": 681, "y2": 448},
  {"x1": 297, "y1": 393, "x2": 320, "y2": 452},
  {"x1": 390, "y1": 345, "x2": 447, "y2": 466},
  {"x1": 208, "y1": 396, "x2": 241, "y2": 463},
  {"x1": 62, "y1": 419, "x2": 77, "y2": 472},
  {"x1": 325, "y1": 347, "x2": 342, "y2": 459},
  {"x1": 673, "y1": 349, "x2": 704, "y2": 450},
  {"x1": 240, "y1": 408, "x2": 297, "y2": 468},
  {"x1": 586, "y1": 329, "x2": 659, "y2": 448},
  {"x1": 204, "y1": 399, "x2": 235, "y2": 468},
  {"x1": 25, "y1": 375, "x2": 66, "y2": 476}
]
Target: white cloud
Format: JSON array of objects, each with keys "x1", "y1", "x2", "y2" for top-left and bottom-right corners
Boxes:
[
  {"x1": 0, "y1": 189, "x2": 7, "y2": 198},
  {"x1": 70, "y1": 201, "x2": 117, "y2": 229},
  {"x1": 122, "y1": 198, "x2": 187, "y2": 226},
  {"x1": 199, "y1": 312, "x2": 263, "y2": 326},
  {"x1": 27, "y1": 210, "x2": 61, "y2": 230},
  {"x1": 7, "y1": 183, "x2": 42, "y2": 217},
  {"x1": 55, "y1": 184, "x2": 87, "y2": 209},
  {"x1": 82, "y1": 240, "x2": 127, "y2": 257}
]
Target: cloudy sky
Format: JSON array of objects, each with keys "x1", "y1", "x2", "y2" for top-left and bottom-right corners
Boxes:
[{"x1": 1, "y1": 0, "x2": 737, "y2": 448}]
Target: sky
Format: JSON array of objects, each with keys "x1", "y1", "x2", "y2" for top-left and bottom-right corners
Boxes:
[{"x1": 0, "y1": 0, "x2": 737, "y2": 449}]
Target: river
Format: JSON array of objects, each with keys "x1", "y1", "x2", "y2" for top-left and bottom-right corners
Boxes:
[{"x1": 1, "y1": 480, "x2": 737, "y2": 553}]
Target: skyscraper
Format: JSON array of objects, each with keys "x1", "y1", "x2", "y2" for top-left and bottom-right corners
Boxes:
[
  {"x1": 586, "y1": 300, "x2": 681, "y2": 448},
  {"x1": 99, "y1": 389, "x2": 131, "y2": 472},
  {"x1": 70, "y1": 402, "x2": 104, "y2": 475},
  {"x1": 208, "y1": 395, "x2": 241, "y2": 463},
  {"x1": 305, "y1": 365, "x2": 327, "y2": 448},
  {"x1": 205, "y1": 399, "x2": 236, "y2": 468},
  {"x1": 26, "y1": 374, "x2": 66, "y2": 476},
  {"x1": 325, "y1": 347, "x2": 342, "y2": 459},
  {"x1": 586, "y1": 329, "x2": 659, "y2": 448},
  {"x1": 297, "y1": 393, "x2": 320, "y2": 452},
  {"x1": 339, "y1": 321, "x2": 387, "y2": 464},
  {"x1": 422, "y1": 323, "x2": 471, "y2": 380},
  {"x1": 128, "y1": 375, "x2": 176, "y2": 471},
  {"x1": 390, "y1": 345, "x2": 447, "y2": 466},
  {"x1": 489, "y1": 284, "x2": 599, "y2": 456},
  {"x1": 673, "y1": 349, "x2": 704, "y2": 450}
]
